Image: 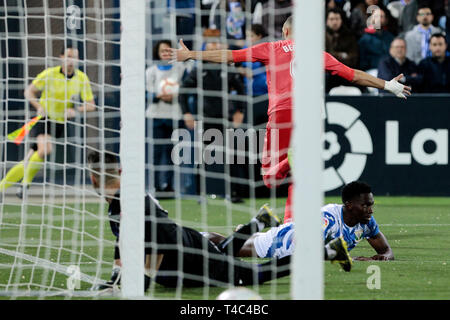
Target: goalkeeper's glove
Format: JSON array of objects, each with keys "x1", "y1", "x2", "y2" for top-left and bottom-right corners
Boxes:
[{"x1": 384, "y1": 78, "x2": 406, "y2": 99}]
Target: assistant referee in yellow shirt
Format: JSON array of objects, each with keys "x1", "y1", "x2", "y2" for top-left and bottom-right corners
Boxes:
[{"x1": 0, "y1": 46, "x2": 96, "y2": 199}]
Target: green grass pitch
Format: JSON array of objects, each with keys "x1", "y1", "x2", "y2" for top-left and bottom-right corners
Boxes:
[{"x1": 1, "y1": 196, "x2": 450, "y2": 299}]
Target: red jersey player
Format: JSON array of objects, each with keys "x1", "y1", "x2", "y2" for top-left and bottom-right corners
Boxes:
[{"x1": 166, "y1": 16, "x2": 411, "y2": 223}]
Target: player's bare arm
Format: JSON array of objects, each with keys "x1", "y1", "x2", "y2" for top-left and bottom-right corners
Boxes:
[
  {"x1": 66, "y1": 99, "x2": 96, "y2": 118},
  {"x1": 352, "y1": 70, "x2": 412, "y2": 99},
  {"x1": 78, "y1": 99, "x2": 97, "y2": 112},
  {"x1": 24, "y1": 83, "x2": 45, "y2": 116},
  {"x1": 166, "y1": 39, "x2": 234, "y2": 64},
  {"x1": 354, "y1": 232, "x2": 394, "y2": 261}
]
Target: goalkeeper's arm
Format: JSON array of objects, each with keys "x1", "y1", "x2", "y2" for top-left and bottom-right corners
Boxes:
[{"x1": 352, "y1": 70, "x2": 412, "y2": 99}]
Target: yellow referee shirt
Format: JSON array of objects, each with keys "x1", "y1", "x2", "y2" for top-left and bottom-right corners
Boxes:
[{"x1": 32, "y1": 66, "x2": 94, "y2": 123}]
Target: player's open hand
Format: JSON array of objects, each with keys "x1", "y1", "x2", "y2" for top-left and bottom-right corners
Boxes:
[
  {"x1": 384, "y1": 73, "x2": 412, "y2": 99},
  {"x1": 165, "y1": 39, "x2": 191, "y2": 63}
]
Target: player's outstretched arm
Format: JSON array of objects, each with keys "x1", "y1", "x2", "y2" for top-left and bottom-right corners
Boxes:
[
  {"x1": 352, "y1": 70, "x2": 412, "y2": 99},
  {"x1": 166, "y1": 39, "x2": 234, "y2": 64},
  {"x1": 354, "y1": 232, "x2": 394, "y2": 261}
]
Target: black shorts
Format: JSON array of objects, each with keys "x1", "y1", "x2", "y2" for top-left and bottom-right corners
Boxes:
[{"x1": 29, "y1": 118, "x2": 65, "y2": 151}]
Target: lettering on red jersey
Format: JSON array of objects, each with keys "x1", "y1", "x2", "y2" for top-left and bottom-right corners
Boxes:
[{"x1": 232, "y1": 40, "x2": 354, "y2": 115}]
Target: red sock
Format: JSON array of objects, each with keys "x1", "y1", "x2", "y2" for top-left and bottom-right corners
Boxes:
[{"x1": 284, "y1": 183, "x2": 293, "y2": 223}]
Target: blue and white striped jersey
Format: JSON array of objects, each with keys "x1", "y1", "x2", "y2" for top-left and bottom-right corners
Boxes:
[
  {"x1": 253, "y1": 203, "x2": 380, "y2": 258},
  {"x1": 322, "y1": 203, "x2": 379, "y2": 251}
]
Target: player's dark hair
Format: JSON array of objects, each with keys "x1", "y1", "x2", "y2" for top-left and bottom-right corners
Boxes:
[
  {"x1": 153, "y1": 40, "x2": 172, "y2": 60},
  {"x1": 87, "y1": 151, "x2": 119, "y2": 178},
  {"x1": 251, "y1": 24, "x2": 267, "y2": 38},
  {"x1": 88, "y1": 151, "x2": 117, "y2": 165},
  {"x1": 429, "y1": 33, "x2": 447, "y2": 44},
  {"x1": 341, "y1": 181, "x2": 372, "y2": 203}
]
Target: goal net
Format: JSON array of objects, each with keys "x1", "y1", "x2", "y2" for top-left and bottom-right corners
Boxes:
[{"x1": 0, "y1": 0, "x2": 322, "y2": 299}]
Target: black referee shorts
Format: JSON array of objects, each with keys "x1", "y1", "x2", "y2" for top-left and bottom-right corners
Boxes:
[{"x1": 29, "y1": 118, "x2": 65, "y2": 151}]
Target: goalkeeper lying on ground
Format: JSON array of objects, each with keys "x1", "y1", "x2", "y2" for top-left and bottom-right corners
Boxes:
[
  {"x1": 204, "y1": 181, "x2": 394, "y2": 263},
  {"x1": 87, "y1": 151, "x2": 352, "y2": 291}
]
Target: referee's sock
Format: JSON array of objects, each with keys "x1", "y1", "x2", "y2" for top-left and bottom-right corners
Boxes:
[
  {"x1": 0, "y1": 161, "x2": 25, "y2": 191},
  {"x1": 23, "y1": 152, "x2": 44, "y2": 186}
]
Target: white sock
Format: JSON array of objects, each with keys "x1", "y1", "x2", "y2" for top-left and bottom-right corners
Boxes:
[
  {"x1": 325, "y1": 244, "x2": 337, "y2": 260},
  {"x1": 251, "y1": 217, "x2": 265, "y2": 232}
]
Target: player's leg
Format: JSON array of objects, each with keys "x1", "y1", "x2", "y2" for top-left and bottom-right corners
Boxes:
[
  {"x1": 236, "y1": 235, "x2": 259, "y2": 257},
  {"x1": 91, "y1": 244, "x2": 122, "y2": 291},
  {"x1": 202, "y1": 231, "x2": 227, "y2": 245},
  {"x1": 260, "y1": 110, "x2": 293, "y2": 222},
  {"x1": 235, "y1": 237, "x2": 352, "y2": 285},
  {"x1": 0, "y1": 149, "x2": 33, "y2": 192},
  {"x1": 217, "y1": 204, "x2": 280, "y2": 256},
  {"x1": 202, "y1": 231, "x2": 259, "y2": 257},
  {"x1": 17, "y1": 133, "x2": 49, "y2": 198},
  {"x1": 0, "y1": 118, "x2": 49, "y2": 194},
  {"x1": 230, "y1": 255, "x2": 292, "y2": 286},
  {"x1": 325, "y1": 236, "x2": 352, "y2": 272},
  {"x1": 284, "y1": 149, "x2": 294, "y2": 222},
  {"x1": 255, "y1": 255, "x2": 291, "y2": 284},
  {"x1": 284, "y1": 183, "x2": 293, "y2": 223},
  {"x1": 24, "y1": 133, "x2": 49, "y2": 178},
  {"x1": 261, "y1": 109, "x2": 292, "y2": 189}
]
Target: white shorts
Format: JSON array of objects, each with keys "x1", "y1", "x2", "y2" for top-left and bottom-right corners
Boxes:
[{"x1": 253, "y1": 223, "x2": 295, "y2": 259}]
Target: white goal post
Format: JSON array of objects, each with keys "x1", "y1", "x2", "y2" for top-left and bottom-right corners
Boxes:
[
  {"x1": 292, "y1": 0, "x2": 324, "y2": 299},
  {"x1": 119, "y1": 0, "x2": 146, "y2": 298}
]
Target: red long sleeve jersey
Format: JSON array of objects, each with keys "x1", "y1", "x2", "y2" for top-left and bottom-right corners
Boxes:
[{"x1": 232, "y1": 39, "x2": 355, "y2": 115}]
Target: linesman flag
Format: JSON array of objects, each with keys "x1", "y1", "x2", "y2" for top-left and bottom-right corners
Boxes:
[{"x1": 7, "y1": 115, "x2": 42, "y2": 145}]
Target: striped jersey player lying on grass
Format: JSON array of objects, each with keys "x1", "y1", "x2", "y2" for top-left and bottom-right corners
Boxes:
[{"x1": 204, "y1": 181, "x2": 394, "y2": 264}]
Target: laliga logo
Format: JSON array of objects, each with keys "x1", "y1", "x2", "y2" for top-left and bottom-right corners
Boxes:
[{"x1": 323, "y1": 102, "x2": 373, "y2": 191}]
